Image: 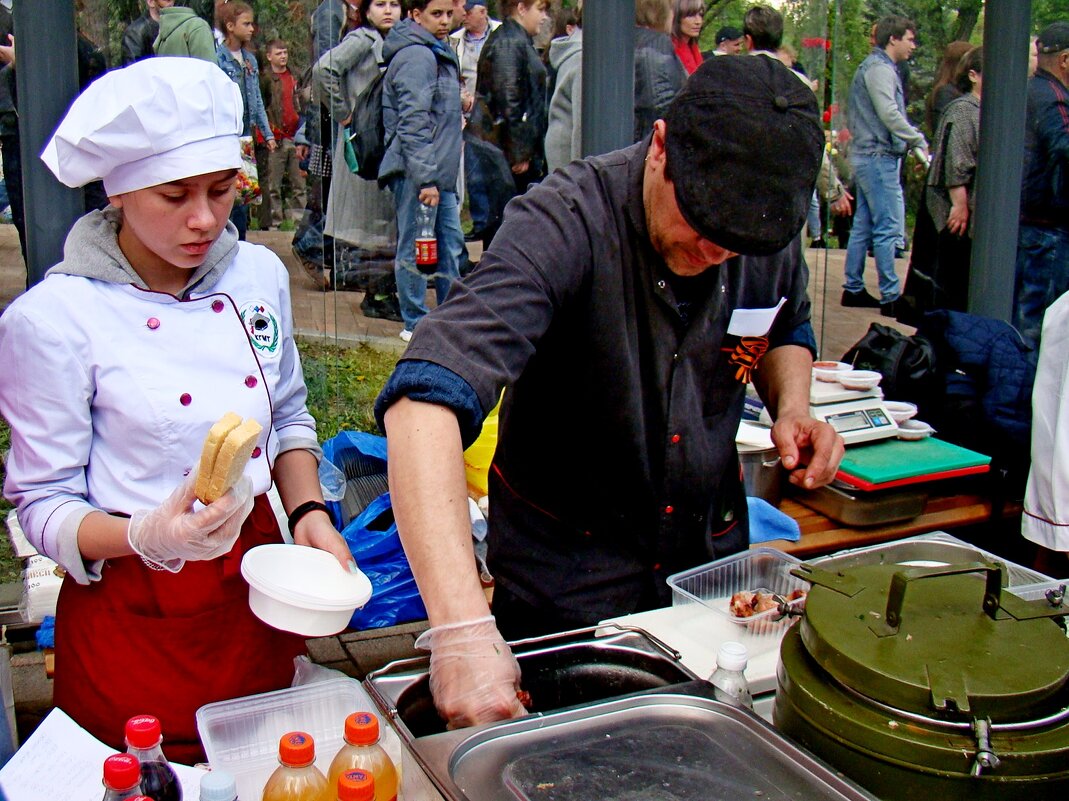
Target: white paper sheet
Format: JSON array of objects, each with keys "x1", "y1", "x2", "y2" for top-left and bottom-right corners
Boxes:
[
  {"x1": 0, "y1": 707, "x2": 206, "y2": 801},
  {"x1": 736, "y1": 420, "x2": 775, "y2": 449},
  {"x1": 726, "y1": 297, "x2": 787, "y2": 337}
]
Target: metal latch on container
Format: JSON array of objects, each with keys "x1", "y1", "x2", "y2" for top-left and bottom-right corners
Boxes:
[
  {"x1": 970, "y1": 718, "x2": 1001, "y2": 776},
  {"x1": 791, "y1": 564, "x2": 864, "y2": 597}
]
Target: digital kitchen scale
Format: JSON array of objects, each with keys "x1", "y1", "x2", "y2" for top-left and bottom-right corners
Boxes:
[{"x1": 808, "y1": 378, "x2": 897, "y2": 445}]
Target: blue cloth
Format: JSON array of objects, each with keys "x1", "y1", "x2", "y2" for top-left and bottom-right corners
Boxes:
[
  {"x1": 1019, "y1": 68, "x2": 1069, "y2": 230},
  {"x1": 844, "y1": 154, "x2": 904, "y2": 302},
  {"x1": 35, "y1": 615, "x2": 55, "y2": 649},
  {"x1": 1013, "y1": 223, "x2": 1069, "y2": 350},
  {"x1": 388, "y1": 175, "x2": 464, "y2": 332},
  {"x1": 746, "y1": 497, "x2": 800, "y2": 543},
  {"x1": 375, "y1": 359, "x2": 484, "y2": 447}
]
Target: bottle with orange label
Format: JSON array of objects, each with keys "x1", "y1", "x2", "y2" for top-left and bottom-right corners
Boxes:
[
  {"x1": 261, "y1": 731, "x2": 331, "y2": 801},
  {"x1": 336, "y1": 769, "x2": 375, "y2": 801},
  {"x1": 326, "y1": 713, "x2": 398, "y2": 801}
]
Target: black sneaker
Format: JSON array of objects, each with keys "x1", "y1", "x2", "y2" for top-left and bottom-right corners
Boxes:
[
  {"x1": 360, "y1": 294, "x2": 403, "y2": 323},
  {"x1": 880, "y1": 300, "x2": 898, "y2": 318},
  {"x1": 841, "y1": 289, "x2": 881, "y2": 308}
]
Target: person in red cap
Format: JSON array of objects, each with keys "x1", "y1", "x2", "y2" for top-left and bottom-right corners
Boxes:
[{"x1": 376, "y1": 54, "x2": 844, "y2": 731}]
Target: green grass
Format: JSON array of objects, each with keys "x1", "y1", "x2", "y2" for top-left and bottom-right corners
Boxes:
[{"x1": 0, "y1": 339, "x2": 398, "y2": 586}]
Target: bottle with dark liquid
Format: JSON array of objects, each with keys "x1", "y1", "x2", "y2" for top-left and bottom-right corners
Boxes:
[
  {"x1": 414, "y1": 202, "x2": 438, "y2": 275},
  {"x1": 125, "y1": 714, "x2": 183, "y2": 801},
  {"x1": 102, "y1": 753, "x2": 144, "y2": 800}
]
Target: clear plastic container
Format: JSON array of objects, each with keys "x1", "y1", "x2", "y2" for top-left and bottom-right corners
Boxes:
[
  {"x1": 667, "y1": 548, "x2": 808, "y2": 640},
  {"x1": 709, "y1": 641, "x2": 753, "y2": 709},
  {"x1": 261, "y1": 732, "x2": 330, "y2": 801},
  {"x1": 327, "y1": 713, "x2": 397, "y2": 801}
]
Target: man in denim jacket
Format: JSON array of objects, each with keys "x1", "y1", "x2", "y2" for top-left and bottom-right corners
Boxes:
[{"x1": 842, "y1": 15, "x2": 927, "y2": 317}]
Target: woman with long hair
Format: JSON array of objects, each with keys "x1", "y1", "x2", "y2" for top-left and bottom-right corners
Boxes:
[
  {"x1": 313, "y1": 0, "x2": 403, "y2": 319},
  {"x1": 925, "y1": 39, "x2": 973, "y2": 134},
  {"x1": 671, "y1": 0, "x2": 704, "y2": 75}
]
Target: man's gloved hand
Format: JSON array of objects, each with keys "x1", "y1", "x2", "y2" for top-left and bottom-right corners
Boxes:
[
  {"x1": 127, "y1": 474, "x2": 254, "y2": 572},
  {"x1": 415, "y1": 615, "x2": 527, "y2": 730}
]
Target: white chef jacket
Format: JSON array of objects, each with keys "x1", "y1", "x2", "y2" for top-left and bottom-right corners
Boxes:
[
  {"x1": 0, "y1": 242, "x2": 317, "y2": 584},
  {"x1": 1023, "y1": 291, "x2": 1069, "y2": 551}
]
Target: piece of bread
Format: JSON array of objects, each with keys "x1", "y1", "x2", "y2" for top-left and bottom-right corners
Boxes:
[
  {"x1": 195, "y1": 415, "x2": 263, "y2": 504},
  {"x1": 195, "y1": 412, "x2": 242, "y2": 503}
]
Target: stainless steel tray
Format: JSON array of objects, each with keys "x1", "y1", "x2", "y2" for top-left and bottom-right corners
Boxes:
[
  {"x1": 790, "y1": 482, "x2": 927, "y2": 526},
  {"x1": 811, "y1": 532, "x2": 1049, "y2": 587},
  {"x1": 415, "y1": 690, "x2": 877, "y2": 800}
]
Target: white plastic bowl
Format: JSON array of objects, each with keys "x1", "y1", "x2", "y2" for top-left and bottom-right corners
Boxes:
[
  {"x1": 897, "y1": 419, "x2": 935, "y2": 441},
  {"x1": 241, "y1": 544, "x2": 372, "y2": 637},
  {"x1": 838, "y1": 370, "x2": 882, "y2": 391},
  {"x1": 812, "y1": 361, "x2": 852, "y2": 382},
  {"x1": 884, "y1": 401, "x2": 918, "y2": 424}
]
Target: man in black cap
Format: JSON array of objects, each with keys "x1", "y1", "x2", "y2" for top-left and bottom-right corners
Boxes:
[
  {"x1": 709, "y1": 24, "x2": 744, "y2": 57},
  {"x1": 375, "y1": 55, "x2": 844, "y2": 730},
  {"x1": 1012, "y1": 21, "x2": 1069, "y2": 350}
]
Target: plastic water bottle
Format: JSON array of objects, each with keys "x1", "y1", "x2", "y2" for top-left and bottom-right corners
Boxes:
[
  {"x1": 336, "y1": 768, "x2": 375, "y2": 801},
  {"x1": 125, "y1": 715, "x2": 182, "y2": 801},
  {"x1": 414, "y1": 202, "x2": 437, "y2": 274},
  {"x1": 261, "y1": 732, "x2": 330, "y2": 801},
  {"x1": 327, "y1": 713, "x2": 398, "y2": 801},
  {"x1": 102, "y1": 753, "x2": 144, "y2": 800},
  {"x1": 199, "y1": 769, "x2": 238, "y2": 801},
  {"x1": 710, "y1": 641, "x2": 753, "y2": 709}
]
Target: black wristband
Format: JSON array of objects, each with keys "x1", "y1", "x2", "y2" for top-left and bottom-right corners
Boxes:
[{"x1": 287, "y1": 500, "x2": 330, "y2": 536}]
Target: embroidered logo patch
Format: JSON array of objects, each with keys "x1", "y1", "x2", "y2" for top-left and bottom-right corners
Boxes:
[{"x1": 240, "y1": 300, "x2": 281, "y2": 357}]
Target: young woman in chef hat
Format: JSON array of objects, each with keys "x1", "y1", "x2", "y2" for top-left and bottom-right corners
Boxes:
[{"x1": 0, "y1": 57, "x2": 353, "y2": 763}]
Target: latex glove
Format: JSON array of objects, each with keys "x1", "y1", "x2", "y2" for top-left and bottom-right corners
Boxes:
[
  {"x1": 127, "y1": 474, "x2": 254, "y2": 572},
  {"x1": 415, "y1": 615, "x2": 527, "y2": 729}
]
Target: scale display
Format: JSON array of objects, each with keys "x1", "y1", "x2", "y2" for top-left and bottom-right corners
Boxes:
[
  {"x1": 826, "y1": 407, "x2": 892, "y2": 434},
  {"x1": 810, "y1": 397, "x2": 897, "y2": 445}
]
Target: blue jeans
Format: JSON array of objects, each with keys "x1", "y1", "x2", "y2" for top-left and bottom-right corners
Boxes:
[
  {"x1": 389, "y1": 177, "x2": 464, "y2": 332},
  {"x1": 1012, "y1": 224, "x2": 1069, "y2": 350},
  {"x1": 844, "y1": 154, "x2": 904, "y2": 303}
]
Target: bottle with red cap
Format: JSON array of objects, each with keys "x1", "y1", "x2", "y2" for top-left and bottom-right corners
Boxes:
[
  {"x1": 102, "y1": 753, "x2": 144, "y2": 800},
  {"x1": 125, "y1": 714, "x2": 182, "y2": 801},
  {"x1": 326, "y1": 712, "x2": 397, "y2": 801},
  {"x1": 414, "y1": 202, "x2": 438, "y2": 275},
  {"x1": 261, "y1": 731, "x2": 330, "y2": 801},
  {"x1": 336, "y1": 769, "x2": 374, "y2": 801}
]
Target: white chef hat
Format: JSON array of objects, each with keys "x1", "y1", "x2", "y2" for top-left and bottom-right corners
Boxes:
[{"x1": 41, "y1": 57, "x2": 245, "y2": 196}]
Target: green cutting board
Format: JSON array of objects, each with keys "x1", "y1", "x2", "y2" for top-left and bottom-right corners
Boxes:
[{"x1": 838, "y1": 437, "x2": 991, "y2": 485}]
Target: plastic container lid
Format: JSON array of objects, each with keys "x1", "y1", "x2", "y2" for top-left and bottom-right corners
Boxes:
[
  {"x1": 199, "y1": 769, "x2": 238, "y2": 801},
  {"x1": 125, "y1": 714, "x2": 162, "y2": 749},
  {"x1": 338, "y1": 768, "x2": 375, "y2": 801},
  {"x1": 278, "y1": 731, "x2": 316, "y2": 767},
  {"x1": 103, "y1": 753, "x2": 141, "y2": 790},
  {"x1": 344, "y1": 711, "x2": 380, "y2": 745},
  {"x1": 241, "y1": 544, "x2": 372, "y2": 611},
  {"x1": 715, "y1": 641, "x2": 749, "y2": 672}
]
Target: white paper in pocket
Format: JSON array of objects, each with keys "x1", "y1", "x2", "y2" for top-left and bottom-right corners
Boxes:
[{"x1": 727, "y1": 297, "x2": 787, "y2": 337}]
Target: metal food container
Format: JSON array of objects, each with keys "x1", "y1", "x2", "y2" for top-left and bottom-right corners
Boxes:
[
  {"x1": 366, "y1": 625, "x2": 877, "y2": 801},
  {"x1": 775, "y1": 559, "x2": 1069, "y2": 800},
  {"x1": 791, "y1": 481, "x2": 927, "y2": 526}
]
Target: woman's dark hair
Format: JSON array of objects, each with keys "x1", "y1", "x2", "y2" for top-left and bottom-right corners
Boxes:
[
  {"x1": 501, "y1": 0, "x2": 548, "y2": 17},
  {"x1": 671, "y1": 0, "x2": 704, "y2": 41},
  {"x1": 954, "y1": 46, "x2": 983, "y2": 94},
  {"x1": 925, "y1": 40, "x2": 972, "y2": 129},
  {"x1": 215, "y1": 0, "x2": 253, "y2": 34}
]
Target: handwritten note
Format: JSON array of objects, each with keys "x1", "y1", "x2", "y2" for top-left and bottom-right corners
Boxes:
[{"x1": 0, "y1": 707, "x2": 205, "y2": 800}]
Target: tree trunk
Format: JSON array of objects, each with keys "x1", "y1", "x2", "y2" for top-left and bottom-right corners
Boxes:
[{"x1": 951, "y1": 0, "x2": 982, "y2": 43}]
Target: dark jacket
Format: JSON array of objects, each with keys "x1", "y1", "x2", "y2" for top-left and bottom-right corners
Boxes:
[
  {"x1": 380, "y1": 19, "x2": 462, "y2": 192},
  {"x1": 1020, "y1": 68, "x2": 1069, "y2": 230},
  {"x1": 475, "y1": 17, "x2": 548, "y2": 171},
  {"x1": 120, "y1": 12, "x2": 159, "y2": 66},
  {"x1": 633, "y1": 26, "x2": 686, "y2": 143}
]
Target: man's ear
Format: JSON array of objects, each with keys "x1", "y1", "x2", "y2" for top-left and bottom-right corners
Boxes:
[{"x1": 648, "y1": 119, "x2": 668, "y2": 170}]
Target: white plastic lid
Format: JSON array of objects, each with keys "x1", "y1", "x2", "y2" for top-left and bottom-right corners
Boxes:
[
  {"x1": 241, "y1": 544, "x2": 372, "y2": 611},
  {"x1": 199, "y1": 768, "x2": 238, "y2": 801},
  {"x1": 716, "y1": 641, "x2": 749, "y2": 672}
]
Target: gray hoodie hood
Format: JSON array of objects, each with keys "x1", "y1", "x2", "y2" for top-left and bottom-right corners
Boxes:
[
  {"x1": 549, "y1": 28, "x2": 582, "y2": 71},
  {"x1": 48, "y1": 207, "x2": 240, "y2": 297},
  {"x1": 382, "y1": 18, "x2": 457, "y2": 66}
]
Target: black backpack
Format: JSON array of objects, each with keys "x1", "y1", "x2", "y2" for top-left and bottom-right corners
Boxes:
[{"x1": 346, "y1": 68, "x2": 386, "y2": 181}]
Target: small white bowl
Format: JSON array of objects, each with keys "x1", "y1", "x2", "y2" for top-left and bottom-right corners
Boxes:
[
  {"x1": 897, "y1": 419, "x2": 935, "y2": 441},
  {"x1": 241, "y1": 544, "x2": 372, "y2": 637},
  {"x1": 884, "y1": 401, "x2": 918, "y2": 424},
  {"x1": 838, "y1": 370, "x2": 882, "y2": 391},
  {"x1": 813, "y1": 361, "x2": 852, "y2": 382}
]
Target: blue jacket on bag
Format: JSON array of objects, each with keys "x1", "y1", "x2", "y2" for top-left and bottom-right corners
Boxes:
[
  {"x1": 216, "y1": 43, "x2": 274, "y2": 143},
  {"x1": 379, "y1": 19, "x2": 462, "y2": 192},
  {"x1": 1020, "y1": 68, "x2": 1069, "y2": 230},
  {"x1": 847, "y1": 47, "x2": 925, "y2": 158}
]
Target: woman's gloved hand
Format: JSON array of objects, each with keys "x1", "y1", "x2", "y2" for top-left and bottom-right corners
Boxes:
[
  {"x1": 415, "y1": 615, "x2": 527, "y2": 730},
  {"x1": 127, "y1": 474, "x2": 254, "y2": 572}
]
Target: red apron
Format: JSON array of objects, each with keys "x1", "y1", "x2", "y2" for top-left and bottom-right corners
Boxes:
[{"x1": 53, "y1": 495, "x2": 306, "y2": 765}]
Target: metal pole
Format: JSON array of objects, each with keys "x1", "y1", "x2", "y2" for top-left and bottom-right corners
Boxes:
[
  {"x1": 580, "y1": 0, "x2": 635, "y2": 158},
  {"x1": 967, "y1": 0, "x2": 1031, "y2": 321},
  {"x1": 14, "y1": 0, "x2": 81, "y2": 288}
]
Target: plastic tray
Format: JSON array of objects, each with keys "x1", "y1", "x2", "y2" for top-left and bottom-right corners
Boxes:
[
  {"x1": 666, "y1": 548, "x2": 809, "y2": 645},
  {"x1": 196, "y1": 677, "x2": 409, "y2": 801}
]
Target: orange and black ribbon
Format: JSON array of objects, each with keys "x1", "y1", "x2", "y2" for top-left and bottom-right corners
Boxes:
[{"x1": 727, "y1": 336, "x2": 769, "y2": 384}]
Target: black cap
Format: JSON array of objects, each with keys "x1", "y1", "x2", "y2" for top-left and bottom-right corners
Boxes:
[
  {"x1": 715, "y1": 26, "x2": 743, "y2": 45},
  {"x1": 663, "y1": 55, "x2": 823, "y2": 256},
  {"x1": 1037, "y1": 22, "x2": 1069, "y2": 54}
]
